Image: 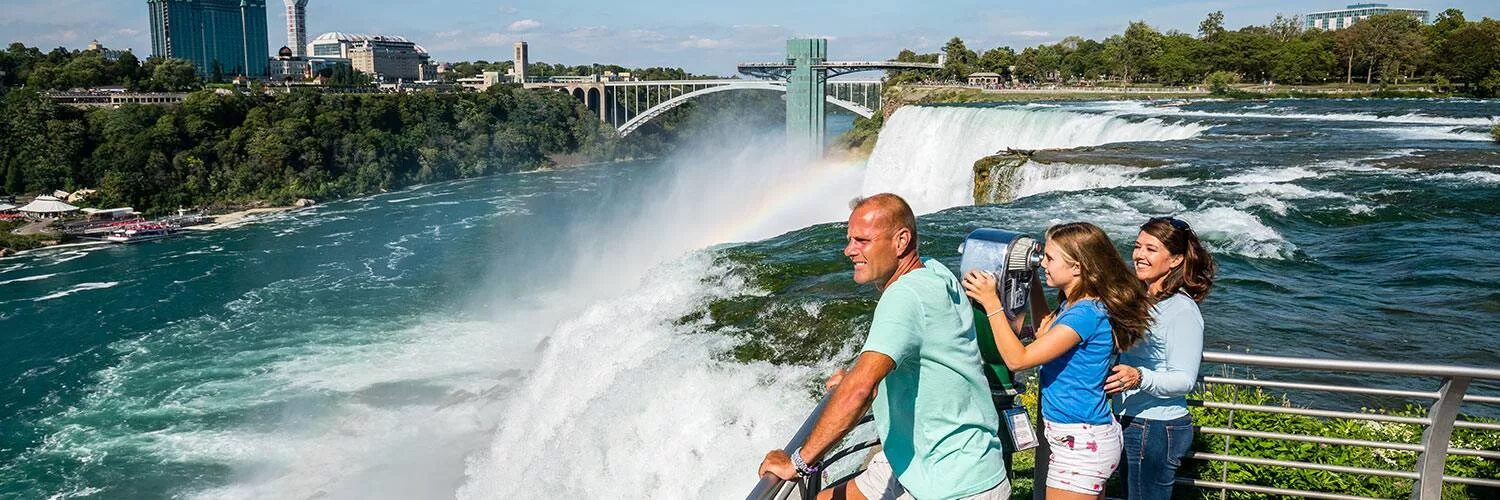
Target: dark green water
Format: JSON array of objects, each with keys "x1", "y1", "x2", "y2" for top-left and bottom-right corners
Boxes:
[{"x1": 0, "y1": 99, "x2": 1496, "y2": 498}]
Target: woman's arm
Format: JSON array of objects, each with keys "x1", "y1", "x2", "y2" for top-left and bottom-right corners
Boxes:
[
  {"x1": 1136, "y1": 302, "x2": 1203, "y2": 397},
  {"x1": 962, "y1": 270, "x2": 1082, "y2": 371}
]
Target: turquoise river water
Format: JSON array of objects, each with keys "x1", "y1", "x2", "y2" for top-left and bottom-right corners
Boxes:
[{"x1": 1, "y1": 99, "x2": 1497, "y2": 498}]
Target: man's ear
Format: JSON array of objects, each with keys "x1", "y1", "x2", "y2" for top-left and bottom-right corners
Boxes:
[{"x1": 895, "y1": 227, "x2": 913, "y2": 255}]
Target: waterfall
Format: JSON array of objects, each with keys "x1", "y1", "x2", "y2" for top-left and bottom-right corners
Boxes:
[{"x1": 861, "y1": 105, "x2": 1210, "y2": 214}]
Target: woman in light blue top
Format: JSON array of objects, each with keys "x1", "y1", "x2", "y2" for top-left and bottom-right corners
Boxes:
[{"x1": 1105, "y1": 216, "x2": 1216, "y2": 500}]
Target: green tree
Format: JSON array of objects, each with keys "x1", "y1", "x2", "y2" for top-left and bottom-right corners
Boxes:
[
  {"x1": 1434, "y1": 18, "x2": 1500, "y2": 92},
  {"x1": 146, "y1": 57, "x2": 200, "y2": 91},
  {"x1": 1152, "y1": 32, "x2": 1204, "y2": 85},
  {"x1": 1199, "y1": 11, "x2": 1226, "y2": 39},
  {"x1": 1359, "y1": 13, "x2": 1428, "y2": 83},
  {"x1": 1119, "y1": 21, "x2": 1163, "y2": 83},
  {"x1": 1272, "y1": 34, "x2": 1336, "y2": 84},
  {"x1": 941, "y1": 37, "x2": 978, "y2": 82},
  {"x1": 115, "y1": 51, "x2": 142, "y2": 88},
  {"x1": 977, "y1": 47, "x2": 1016, "y2": 76}
]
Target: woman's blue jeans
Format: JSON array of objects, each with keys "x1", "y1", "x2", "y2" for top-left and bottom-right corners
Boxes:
[{"x1": 1120, "y1": 414, "x2": 1194, "y2": 500}]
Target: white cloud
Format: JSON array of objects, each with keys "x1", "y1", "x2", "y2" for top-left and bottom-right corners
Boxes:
[
  {"x1": 434, "y1": 29, "x2": 464, "y2": 39},
  {"x1": 679, "y1": 36, "x2": 721, "y2": 49},
  {"x1": 1009, "y1": 30, "x2": 1051, "y2": 37},
  {"x1": 508, "y1": 19, "x2": 542, "y2": 32},
  {"x1": 475, "y1": 32, "x2": 512, "y2": 46},
  {"x1": 497, "y1": 6, "x2": 519, "y2": 14},
  {"x1": 564, "y1": 26, "x2": 613, "y2": 39}
]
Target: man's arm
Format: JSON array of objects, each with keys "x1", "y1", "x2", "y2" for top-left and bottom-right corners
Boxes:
[{"x1": 758, "y1": 351, "x2": 894, "y2": 480}]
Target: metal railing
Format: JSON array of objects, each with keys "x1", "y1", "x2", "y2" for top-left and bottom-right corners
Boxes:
[
  {"x1": 746, "y1": 350, "x2": 1500, "y2": 500},
  {"x1": 1176, "y1": 351, "x2": 1500, "y2": 500}
]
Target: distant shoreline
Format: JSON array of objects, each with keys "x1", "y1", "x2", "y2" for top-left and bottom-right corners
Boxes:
[{"x1": 1, "y1": 205, "x2": 302, "y2": 258}]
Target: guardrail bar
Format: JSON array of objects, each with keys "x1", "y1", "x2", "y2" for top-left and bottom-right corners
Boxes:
[
  {"x1": 1187, "y1": 452, "x2": 1419, "y2": 479},
  {"x1": 1453, "y1": 420, "x2": 1500, "y2": 431},
  {"x1": 1201, "y1": 376, "x2": 1441, "y2": 399},
  {"x1": 1197, "y1": 400, "x2": 1432, "y2": 426},
  {"x1": 1197, "y1": 426, "x2": 1422, "y2": 452},
  {"x1": 1442, "y1": 475, "x2": 1500, "y2": 488},
  {"x1": 1201, "y1": 352, "x2": 1500, "y2": 380},
  {"x1": 1177, "y1": 479, "x2": 1383, "y2": 500}
]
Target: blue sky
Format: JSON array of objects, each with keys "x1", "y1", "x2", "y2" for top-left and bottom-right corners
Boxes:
[{"x1": 3, "y1": 0, "x2": 1496, "y2": 74}]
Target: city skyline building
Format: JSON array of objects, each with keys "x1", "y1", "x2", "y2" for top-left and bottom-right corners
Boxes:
[
  {"x1": 1305, "y1": 3, "x2": 1430, "y2": 31},
  {"x1": 309, "y1": 32, "x2": 432, "y2": 82},
  {"x1": 146, "y1": 0, "x2": 269, "y2": 78},
  {"x1": 283, "y1": 0, "x2": 309, "y2": 58},
  {"x1": 512, "y1": 41, "x2": 528, "y2": 83}
]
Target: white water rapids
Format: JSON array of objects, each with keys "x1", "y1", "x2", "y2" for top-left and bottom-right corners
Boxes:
[{"x1": 861, "y1": 105, "x2": 1211, "y2": 214}]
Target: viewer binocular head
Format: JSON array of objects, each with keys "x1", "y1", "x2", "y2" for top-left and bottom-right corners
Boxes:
[{"x1": 958, "y1": 228, "x2": 1042, "y2": 318}]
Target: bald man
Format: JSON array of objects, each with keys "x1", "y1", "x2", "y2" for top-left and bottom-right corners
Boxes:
[{"x1": 759, "y1": 193, "x2": 1009, "y2": 500}]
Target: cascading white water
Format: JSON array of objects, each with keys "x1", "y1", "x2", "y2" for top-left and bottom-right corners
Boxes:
[
  {"x1": 455, "y1": 136, "x2": 864, "y2": 498},
  {"x1": 861, "y1": 105, "x2": 1211, "y2": 214}
]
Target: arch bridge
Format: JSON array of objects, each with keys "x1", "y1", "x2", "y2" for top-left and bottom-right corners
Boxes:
[
  {"x1": 524, "y1": 79, "x2": 884, "y2": 137},
  {"x1": 526, "y1": 38, "x2": 939, "y2": 158}
]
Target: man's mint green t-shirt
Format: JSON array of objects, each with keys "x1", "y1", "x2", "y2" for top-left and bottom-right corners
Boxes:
[{"x1": 860, "y1": 259, "x2": 1006, "y2": 500}]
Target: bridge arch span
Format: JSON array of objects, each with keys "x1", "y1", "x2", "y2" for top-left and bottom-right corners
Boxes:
[{"x1": 617, "y1": 82, "x2": 874, "y2": 137}]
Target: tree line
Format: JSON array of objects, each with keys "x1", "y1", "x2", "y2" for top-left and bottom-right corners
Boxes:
[
  {"x1": 0, "y1": 85, "x2": 609, "y2": 213},
  {"x1": 1, "y1": 43, "x2": 201, "y2": 91},
  {"x1": 0, "y1": 41, "x2": 711, "y2": 93},
  {"x1": 443, "y1": 60, "x2": 718, "y2": 81},
  {"x1": 891, "y1": 8, "x2": 1500, "y2": 95}
]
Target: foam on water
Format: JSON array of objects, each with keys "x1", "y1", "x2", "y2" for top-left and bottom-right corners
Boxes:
[
  {"x1": 1427, "y1": 171, "x2": 1500, "y2": 185},
  {"x1": 862, "y1": 105, "x2": 1211, "y2": 214},
  {"x1": 1180, "y1": 207, "x2": 1297, "y2": 260},
  {"x1": 1367, "y1": 126, "x2": 1496, "y2": 142},
  {"x1": 1215, "y1": 166, "x2": 1320, "y2": 184},
  {"x1": 1100, "y1": 101, "x2": 1499, "y2": 126},
  {"x1": 0, "y1": 272, "x2": 59, "y2": 286},
  {"x1": 1011, "y1": 162, "x2": 1190, "y2": 200},
  {"x1": 457, "y1": 255, "x2": 820, "y2": 498},
  {"x1": 31, "y1": 282, "x2": 120, "y2": 302}
]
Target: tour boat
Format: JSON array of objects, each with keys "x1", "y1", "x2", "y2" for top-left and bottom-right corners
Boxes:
[{"x1": 104, "y1": 222, "x2": 180, "y2": 243}]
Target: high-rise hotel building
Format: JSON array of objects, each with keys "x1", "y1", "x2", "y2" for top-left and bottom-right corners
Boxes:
[
  {"x1": 284, "y1": 0, "x2": 309, "y2": 58},
  {"x1": 147, "y1": 0, "x2": 270, "y2": 78},
  {"x1": 1305, "y1": 3, "x2": 1429, "y2": 31}
]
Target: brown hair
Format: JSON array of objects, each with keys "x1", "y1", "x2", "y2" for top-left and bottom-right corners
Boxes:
[
  {"x1": 1046, "y1": 222, "x2": 1151, "y2": 352},
  {"x1": 1139, "y1": 217, "x2": 1217, "y2": 303}
]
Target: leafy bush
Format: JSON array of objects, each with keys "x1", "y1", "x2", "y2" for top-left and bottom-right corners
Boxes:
[
  {"x1": 0, "y1": 220, "x2": 47, "y2": 251},
  {"x1": 1204, "y1": 71, "x2": 1241, "y2": 95},
  {"x1": 1183, "y1": 382, "x2": 1499, "y2": 499},
  {"x1": 989, "y1": 374, "x2": 1500, "y2": 499}
]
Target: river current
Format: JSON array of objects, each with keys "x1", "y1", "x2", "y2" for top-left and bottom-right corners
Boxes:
[{"x1": 1, "y1": 99, "x2": 1497, "y2": 498}]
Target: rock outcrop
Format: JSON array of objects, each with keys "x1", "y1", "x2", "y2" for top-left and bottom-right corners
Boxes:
[
  {"x1": 972, "y1": 149, "x2": 1032, "y2": 204},
  {"x1": 971, "y1": 147, "x2": 1173, "y2": 204}
]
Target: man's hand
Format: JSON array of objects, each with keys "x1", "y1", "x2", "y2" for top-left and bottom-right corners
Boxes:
[
  {"x1": 757, "y1": 449, "x2": 798, "y2": 480},
  {"x1": 824, "y1": 368, "x2": 847, "y2": 390},
  {"x1": 1106, "y1": 364, "x2": 1141, "y2": 394}
]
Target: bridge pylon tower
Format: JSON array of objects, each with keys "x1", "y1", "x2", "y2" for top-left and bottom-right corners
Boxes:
[{"x1": 738, "y1": 39, "x2": 941, "y2": 159}]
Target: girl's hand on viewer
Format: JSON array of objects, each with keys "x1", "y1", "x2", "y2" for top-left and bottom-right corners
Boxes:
[{"x1": 961, "y1": 270, "x2": 1002, "y2": 312}]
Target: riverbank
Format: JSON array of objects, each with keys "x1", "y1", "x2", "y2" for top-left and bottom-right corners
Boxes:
[{"x1": 0, "y1": 205, "x2": 302, "y2": 257}]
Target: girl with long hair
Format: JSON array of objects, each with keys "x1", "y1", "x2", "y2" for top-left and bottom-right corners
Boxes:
[
  {"x1": 1104, "y1": 216, "x2": 1216, "y2": 500},
  {"x1": 962, "y1": 222, "x2": 1151, "y2": 500}
]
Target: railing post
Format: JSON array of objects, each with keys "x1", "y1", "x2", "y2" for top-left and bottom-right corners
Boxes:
[{"x1": 1411, "y1": 376, "x2": 1470, "y2": 500}]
